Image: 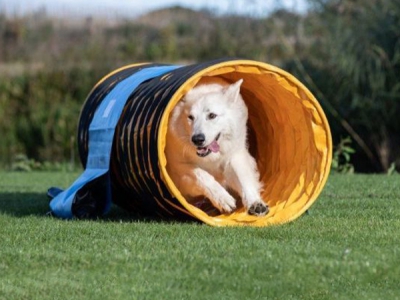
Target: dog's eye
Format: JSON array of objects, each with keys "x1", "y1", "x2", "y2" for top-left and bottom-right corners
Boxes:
[
  {"x1": 188, "y1": 115, "x2": 194, "y2": 121},
  {"x1": 208, "y1": 113, "x2": 217, "y2": 120}
]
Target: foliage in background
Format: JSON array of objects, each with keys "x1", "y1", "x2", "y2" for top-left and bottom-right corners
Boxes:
[
  {"x1": 286, "y1": 0, "x2": 400, "y2": 172},
  {"x1": 10, "y1": 154, "x2": 78, "y2": 172},
  {"x1": 331, "y1": 136, "x2": 355, "y2": 174},
  {"x1": 0, "y1": 64, "x2": 111, "y2": 168},
  {"x1": 0, "y1": 1, "x2": 399, "y2": 172}
]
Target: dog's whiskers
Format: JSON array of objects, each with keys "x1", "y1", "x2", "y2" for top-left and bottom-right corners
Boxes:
[
  {"x1": 175, "y1": 134, "x2": 193, "y2": 157},
  {"x1": 182, "y1": 144, "x2": 191, "y2": 157}
]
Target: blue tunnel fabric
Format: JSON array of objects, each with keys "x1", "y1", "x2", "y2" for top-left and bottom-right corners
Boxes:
[{"x1": 49, "y1": 65, "x2": 181, "y2": 219}]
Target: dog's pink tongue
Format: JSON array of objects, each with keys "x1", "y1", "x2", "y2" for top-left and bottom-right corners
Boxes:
[{"x1": 209, "y1": 140, "x2": 220, "y2": 153}]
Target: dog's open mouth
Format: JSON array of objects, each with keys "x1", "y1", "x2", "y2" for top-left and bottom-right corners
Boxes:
[{"x1": 196, "y1": 133, "x2": 221, "y2": 157}]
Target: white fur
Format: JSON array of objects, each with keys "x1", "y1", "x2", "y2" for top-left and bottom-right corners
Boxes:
[{"x1": 166, "y1": 79, "x2": 268, "y2": 216}]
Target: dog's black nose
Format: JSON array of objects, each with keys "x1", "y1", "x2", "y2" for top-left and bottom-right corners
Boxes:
[{"x1": 191, "y1": 133, "x2": 205, "y2": 146}]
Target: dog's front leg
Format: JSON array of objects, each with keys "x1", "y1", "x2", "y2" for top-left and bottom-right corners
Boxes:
[
  {"x1": 226, "y1": 150, "x2": 269, "y2": 216},
  {"x1": 185, "y1": 168, "x2": 237, "y2": 214}
]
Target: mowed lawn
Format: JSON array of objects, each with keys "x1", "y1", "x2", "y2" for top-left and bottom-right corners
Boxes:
[{"x1": 0, "y1": 171, "x2": 399, "y2": 300}]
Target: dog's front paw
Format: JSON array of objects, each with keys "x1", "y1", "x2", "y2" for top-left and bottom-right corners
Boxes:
[
  {"x1": 248, "y1": 201, "x2": 269, "y2": 216},
  {"x1": 210, "y1": 193, "x2": 236, "y2": 214},
  {"x1": 219, "y1": 196, "x2": 237, "y2": 214}
]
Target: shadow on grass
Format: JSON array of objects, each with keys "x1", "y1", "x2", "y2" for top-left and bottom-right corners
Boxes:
[
  {"x1": 0, "y1": 192, "x2": 192, "y2": 224},
  {"x1": 0, "y1": 192, "x2": 49, "y2": 217}
]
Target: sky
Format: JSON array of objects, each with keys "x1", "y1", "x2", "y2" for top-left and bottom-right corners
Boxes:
[{"x1": 1, "y1": 0, "x2": 309, "y2": 19}]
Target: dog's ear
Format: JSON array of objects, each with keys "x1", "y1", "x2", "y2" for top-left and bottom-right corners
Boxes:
[{"x1": 224, "y1": 79, "x2": 243, "y2": 103}]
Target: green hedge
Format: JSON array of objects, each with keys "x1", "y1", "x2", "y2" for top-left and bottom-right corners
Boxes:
[
  {"x1": 0, "y1": 1, "x2": 399, "y2": 172},
  {"x1": 0, "y1": 65, "x2": 111, "y2": 168}
]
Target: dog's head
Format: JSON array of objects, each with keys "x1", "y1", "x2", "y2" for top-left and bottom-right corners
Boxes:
[{"x1": 171, "y1": 79, "x2": 246, "y2": 157}]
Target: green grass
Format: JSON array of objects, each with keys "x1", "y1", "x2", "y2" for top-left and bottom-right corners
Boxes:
[{"x1": 0, "y1": 172, "x2": 399, "y2": 300}]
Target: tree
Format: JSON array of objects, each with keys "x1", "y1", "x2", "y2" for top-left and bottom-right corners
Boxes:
[{"x1": 297, "y1": 0, "x2": 400, "y2": 172}]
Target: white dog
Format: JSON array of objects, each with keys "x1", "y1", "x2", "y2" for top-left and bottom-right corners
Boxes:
[{"x1": 166, "y1": 78, "x2": 268, "y2": 216}]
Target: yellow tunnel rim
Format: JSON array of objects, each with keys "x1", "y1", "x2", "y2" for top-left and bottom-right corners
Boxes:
[{"x1": 158, "y1": 59, "x2": 332, "y2": 227}]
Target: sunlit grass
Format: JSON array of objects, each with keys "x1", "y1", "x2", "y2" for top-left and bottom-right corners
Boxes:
[{"x1": 1, "y1": 172, "x2": 399, "y2": 300}]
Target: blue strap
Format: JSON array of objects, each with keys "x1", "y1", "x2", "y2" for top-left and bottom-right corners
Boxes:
[{"x1": 49, "y1": 65, "x2": 180, "y2": 218}]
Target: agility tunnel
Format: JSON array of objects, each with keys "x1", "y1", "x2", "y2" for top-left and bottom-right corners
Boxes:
[{"x1": 75, "y1": 58, "x2": 332, "y2": 226}]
